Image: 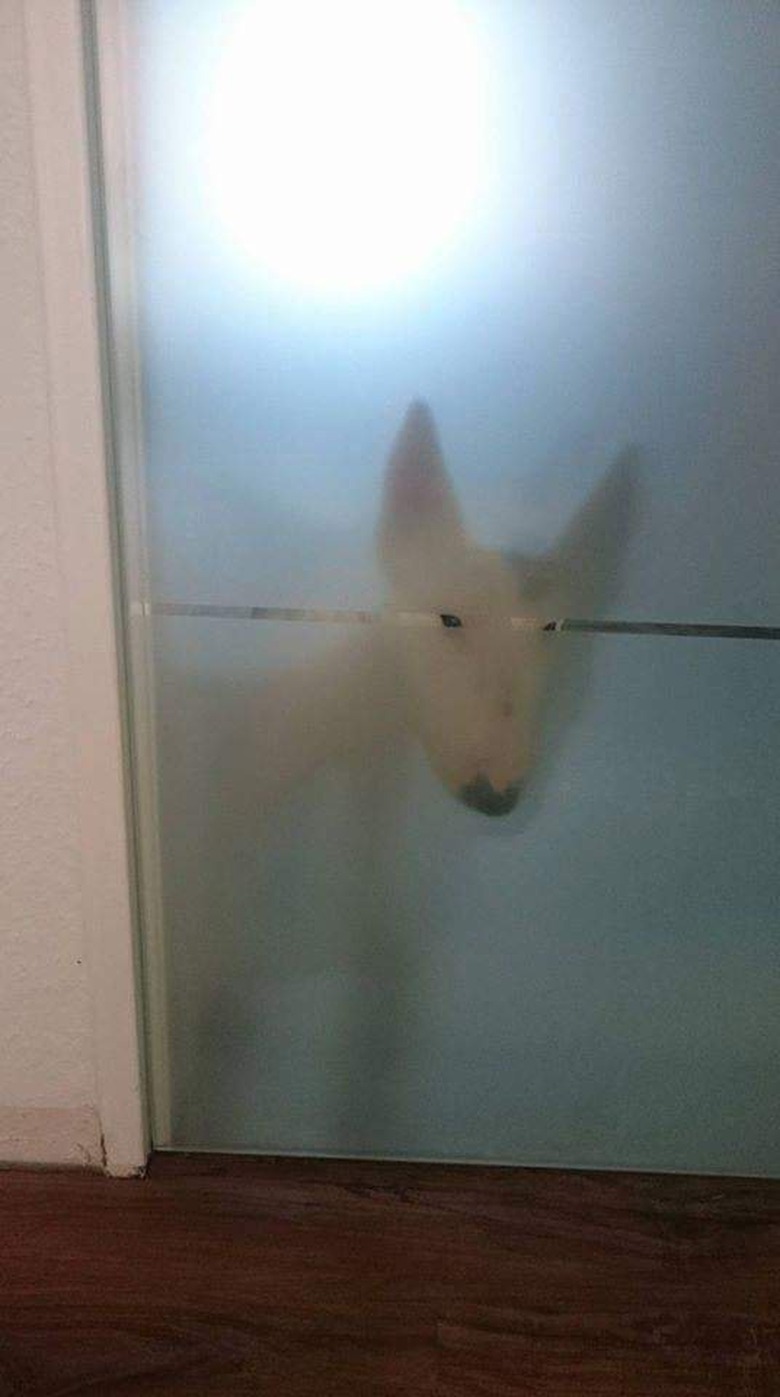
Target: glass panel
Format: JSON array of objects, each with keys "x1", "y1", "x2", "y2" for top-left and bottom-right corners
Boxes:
[
  {"x1": 101, "y1": 0, "x2": 780, "y2": 1171},
  {"x1": 156, "y1": 618, "x2": 780, "y2": 1173},
  {"x1": 133, "y1": 0, "x2": 780, "y2": 621}
]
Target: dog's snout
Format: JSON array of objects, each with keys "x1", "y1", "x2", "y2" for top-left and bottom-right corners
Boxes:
[{"x1": 460, "y1": 774, "x2": 522, "y2": 817}]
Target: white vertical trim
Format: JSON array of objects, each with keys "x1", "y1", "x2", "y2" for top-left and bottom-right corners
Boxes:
[
  {"x1": 23, "y1": 0, "x2": 148, "y2": 1176},
  {"x1": 86, "y1": 0, "x2": 173, "y2": 1147}
]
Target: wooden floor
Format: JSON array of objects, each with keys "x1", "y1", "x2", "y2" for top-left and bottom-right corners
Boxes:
[{"x1": 1, "y1": 1155, "x2": 779, "y2": 1395}]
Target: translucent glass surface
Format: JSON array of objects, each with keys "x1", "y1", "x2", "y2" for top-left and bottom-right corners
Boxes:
[
  {"x1": 110, "y1": 1, "x2": 780, "y2": 1170},
  {"x1": 132, "y1": 0, "x2": 780, "y2": 621},
  {"x1": 155, "y1": 619, "x2": 780, "y2": 1172}
]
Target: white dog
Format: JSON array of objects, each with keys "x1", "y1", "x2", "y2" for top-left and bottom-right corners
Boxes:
[{"x1": 165, "y1": 403, "x2": 635, "y2": 1142}]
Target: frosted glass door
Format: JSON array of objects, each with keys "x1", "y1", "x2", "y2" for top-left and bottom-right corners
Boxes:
[{"x1": 101, "y1": 1, "x2": 780, "y2": 1170}]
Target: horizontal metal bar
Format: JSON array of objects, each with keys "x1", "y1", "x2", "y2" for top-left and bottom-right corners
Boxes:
[
  {"x1": 134, "y1": 601, "x2": 780, "y2": 641},
  {"x1": 556, "y1": 619, "x2": 780, "y2": 641}
]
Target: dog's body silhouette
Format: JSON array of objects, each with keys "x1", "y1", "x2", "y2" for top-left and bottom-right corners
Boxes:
[{"x1": 165, "y1": 404, "x2": 635, "y2": 1145}]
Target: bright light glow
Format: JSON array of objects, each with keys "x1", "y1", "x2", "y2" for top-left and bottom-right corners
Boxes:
[{"x1": 207, "y1": 0, "x2": 491, "y2": 298}]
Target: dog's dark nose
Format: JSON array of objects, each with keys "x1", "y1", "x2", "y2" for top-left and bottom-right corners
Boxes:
[{"x1": 460, "y1": 775, "x2": 521, "y2": 817}]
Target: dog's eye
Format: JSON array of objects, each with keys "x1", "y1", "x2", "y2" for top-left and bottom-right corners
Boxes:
[{"x1": 440, "y1": 613, "x2": 463, "y2": 629}]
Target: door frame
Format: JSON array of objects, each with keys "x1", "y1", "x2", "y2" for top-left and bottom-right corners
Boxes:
[{"x1": 23, "y1": 0, "x2": 151, "y2": 1174}]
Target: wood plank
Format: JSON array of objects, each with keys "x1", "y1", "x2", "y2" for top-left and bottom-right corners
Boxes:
[{"x1": 0, "y1": 1155, "x2": 778, "y2": 1394}]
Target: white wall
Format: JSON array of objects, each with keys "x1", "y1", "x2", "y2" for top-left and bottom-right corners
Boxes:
[{"x1": 0, "y1": 0, "x2": 145, "y2": 1172}]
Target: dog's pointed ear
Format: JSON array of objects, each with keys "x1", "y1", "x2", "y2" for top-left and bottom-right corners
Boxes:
[
  {"x1": 550, "y1": 447, "x2": 639, "y2": 614},
  {"x1": 378, "y1": 401, "x2": 465, "y2": 579}
]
